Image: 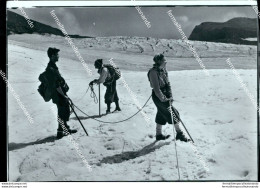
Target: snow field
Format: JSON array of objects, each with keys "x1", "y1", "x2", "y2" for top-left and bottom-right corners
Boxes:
[{"x1": 7, "y1": 35, "x2": 257, "y2": 181}]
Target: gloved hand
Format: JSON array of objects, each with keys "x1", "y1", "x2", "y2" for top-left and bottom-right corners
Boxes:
[
  {"x1": 89, "y1": 80, "x2": 94, "y2": 86},
  {"x1": 89, "y1": 79, "x2": 98, "y2": 86}
]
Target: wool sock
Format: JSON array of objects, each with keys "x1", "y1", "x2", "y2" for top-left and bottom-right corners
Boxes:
[
  {"x1": 156, "y1": 124, "x2": 163, "y2": 136},
  {"x1": 174, "y1": 122, "x2": 181, "y2": 133}
]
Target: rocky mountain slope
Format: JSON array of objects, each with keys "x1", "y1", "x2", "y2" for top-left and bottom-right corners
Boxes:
[{"x1": 189, "y1": 17, "x2": 257, "y2": 45}]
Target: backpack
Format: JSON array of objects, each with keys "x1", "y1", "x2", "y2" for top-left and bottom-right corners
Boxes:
[
  {"x1": 37, "y1": 70, "x2": 53, "y2": 102},
  {"x1": 147, "y1": 68, "x2": 154, "y2": 82},
  {"x1": 103, "y1": 64, "x2": 121, "y2": 81}
]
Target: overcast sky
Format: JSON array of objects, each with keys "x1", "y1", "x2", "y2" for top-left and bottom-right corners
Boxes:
[{"x1": 9, "y1": 6, "x2": 257, "y2": 39}]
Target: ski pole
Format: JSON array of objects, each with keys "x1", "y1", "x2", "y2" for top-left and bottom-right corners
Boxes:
[
  {"x1": 68, "y1": 98, "x2": 89, "y2": 136},
  {"x1": 169, "y1": 101, "x2": 180, "y2": 181}
]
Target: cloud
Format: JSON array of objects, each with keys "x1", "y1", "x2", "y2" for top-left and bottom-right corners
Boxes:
[
  {"x1": 8, "y1": 6, "x2": 257, "y2": 39},
  {"x1": 178, "y1": 16, "x2": 189, "y2": 23},
  {"x1": 52, "y1": 8, "x2": 82, "y2": 35}
]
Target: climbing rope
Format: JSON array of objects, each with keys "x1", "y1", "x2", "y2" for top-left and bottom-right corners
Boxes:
[
  {"x1": 70, "y1": 85, "x2": 97, "y2": 115},
  {"x1": 89, "y1": 85, "x2": 98, "y2": 104},
  {"x1": 70, "y1": 95, "x2": 152, "y2": 124},
  {"x1": 75, "y1": 85, "x2": 98, "y2": 104}
]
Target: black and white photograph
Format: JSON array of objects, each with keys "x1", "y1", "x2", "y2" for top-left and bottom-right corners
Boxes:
[{"x1": 5, "y1": 1, "x2": 259, "y2": 182}]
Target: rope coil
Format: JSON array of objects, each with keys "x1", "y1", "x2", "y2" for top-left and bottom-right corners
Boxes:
[
  {"x1": 75, "y1": 85, "x2": 98, "y2": 103},
  {"x1": 89, "y1": 85, "x2": 98, "y2": 104}
]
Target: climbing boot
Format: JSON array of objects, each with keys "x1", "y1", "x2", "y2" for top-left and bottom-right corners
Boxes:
[
  {"x1": 65, "y1": 125, "x2": 77, "y2": 134},
  {"x1": 113, "y1": 107, "x2": 121, "y2": 113},
  {"x1": 156, "y1": 134, "x2": 171, "y2": 141},
  {"x1": 57, "y1": 129, "x2": 69, "y2": 139},
  {"x1": 176, "y1": 131, "x2": 190, "y2": 142}
]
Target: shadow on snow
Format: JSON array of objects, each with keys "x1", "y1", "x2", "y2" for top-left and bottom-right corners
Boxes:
[
  {"x1": 9, "y1": 136, "x2": 57, "y2": 151},
  {"x1": 97, "y1": 140, "x2": 171, "y2": 165}
]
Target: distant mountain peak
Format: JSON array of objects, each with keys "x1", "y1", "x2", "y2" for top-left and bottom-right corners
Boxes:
[{"x1": 189, "y1": 17, "x2": 257, "y2": 45}]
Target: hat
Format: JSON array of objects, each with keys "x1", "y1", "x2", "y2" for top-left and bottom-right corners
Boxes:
[
  {"x1": 47, "y1": 47, "x2": 60, "y2": 58},
  {"x1": 153, "y1": 54, "x2": 164, "y2": 64},
  {"x1": 94, "y1": 59, "x2": 103, "y2": 67}
]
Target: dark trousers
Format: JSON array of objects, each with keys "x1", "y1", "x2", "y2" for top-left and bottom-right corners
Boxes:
[
  {"x1": 152, "y1": 91, "x2": 180, "y2": 125},
  {"x1": 56, "y1": 96, "x2": 70, "y2": 130},
  {"x1": 104, "y1": 80, "x2": 119, "y2": 104}
]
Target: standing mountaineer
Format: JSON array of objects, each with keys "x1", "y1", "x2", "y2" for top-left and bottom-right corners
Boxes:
[
  {"x1": 89, "y1": 59, "x2": 121, "y2": 114},
  {"x1": 148, "y1": 54, "x2": 189, "y2": 142},
  {"x1": 38, "y1": 48, "x2": 77, "y2": 139}
]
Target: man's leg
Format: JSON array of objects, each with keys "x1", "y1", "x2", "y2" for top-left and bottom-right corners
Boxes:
[
  {"x1": 170, "y1": 106, "x2": 190, "y2": 142},
  {"x1": 63, "y1": 99, "x2": 77, "y2": 134},
  {"x1": 57, "y1": 98, "x2": 77, "y2": 139},
  {"x1": 105, "y1": 84, "x2": 112, "y2": 114},
  {"x1": 106, "y1": 102, "x2": 111, "y2": 113},
  {"x1": 155, "y1": 113, "x2": 170, "y2": 141},
  {"x1": 57, "y1": 116, "x2": 64, "y2": 131},
  {"x1": 114, "y1": 99, "x2": 121, "y2": 111},
  {"x1": 156, "y1": 123, "x2": 163, "y2": 136},
  {"x1": 57, "y1": 119, "x2": 70, "y2": 139},
  {"x1": 56, "y1": 103, "x2": 69, "y2": 139},
  {"x1": 152, "y1": 92, "x2": 170, "y2": 140},
  {"x1": 112, "y1": 81, "x2": 121, "y2": 111},
  {"x1": 173, "y1": 122, "x2": 181, "y2": 132},
  {"x1": 57, "y1": 102, "x2": 63, "y2": 130}
]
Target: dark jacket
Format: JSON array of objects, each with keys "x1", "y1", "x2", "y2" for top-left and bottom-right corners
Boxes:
[
  {"x1": 148, "y1": 65, "x2": 172, "y2": 102},
  {"x1": 46, "y1": 62, "x2": 69, "y2": 104}
]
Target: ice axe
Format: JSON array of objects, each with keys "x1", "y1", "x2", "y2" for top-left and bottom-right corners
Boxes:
[
  {"x1": 68, "y1": 97, "x2": 89, "y2": 136},
  {"x1": 169, "y1": 101, "x2": 194, "y2": 143}
]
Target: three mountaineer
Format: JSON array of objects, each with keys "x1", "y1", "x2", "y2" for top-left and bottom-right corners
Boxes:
[
  {"x1": 38, "y1": 48, "x2": 190, "y2": 142},
  {"x1": 148, "y1": 54, "x2": 189, "y2": 142}
]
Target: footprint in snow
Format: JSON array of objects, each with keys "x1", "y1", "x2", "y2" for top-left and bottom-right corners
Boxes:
[
  {"x1": 148, "y1": 134, "x2": 154, "y2": 139},
  {"x1": 104, "y1": 144, "x2": 115, "y2": 150},
  {"x1": 230, "y1": 135, "x2": 247, "y2": 141},
  {"x1": 138, "y1": 159, "x2": 145, "y2": 164},
  {"x1": 108, "y1": 128, "x2": 115, "y2": 132},
  {"x1": 207, "y1": 158, "x2": 216, "y2": 164},
  {"x1": 197, "y1": 170, "x2": 207, "y2": 178},
  {"x1": 242, "y1": 170, "x2": 249, "y2": 177}
]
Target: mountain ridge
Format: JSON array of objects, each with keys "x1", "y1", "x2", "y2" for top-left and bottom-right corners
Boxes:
[
  {"x1": 7, "y1": 10, "x2": 92, "y2": 39},
  {"x1": 189, "y1": 17, "x2": 257, "y2": 45}
]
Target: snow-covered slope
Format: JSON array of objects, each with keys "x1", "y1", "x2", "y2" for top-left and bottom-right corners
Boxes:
[
  {"x1": 7, "y1": 34, "x2": 257, "y2": 181},
  {"x1": 9, "y1": 34, "x2": 257, "y2": 71}
]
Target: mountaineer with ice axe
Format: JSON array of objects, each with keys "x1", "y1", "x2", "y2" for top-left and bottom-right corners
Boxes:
[
  {"x1": 147, "y1": 54, "x2": 190, "y2": 142},
  {"x1": 38, "y1": 47, "x2": 77, "y2": 139}
]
